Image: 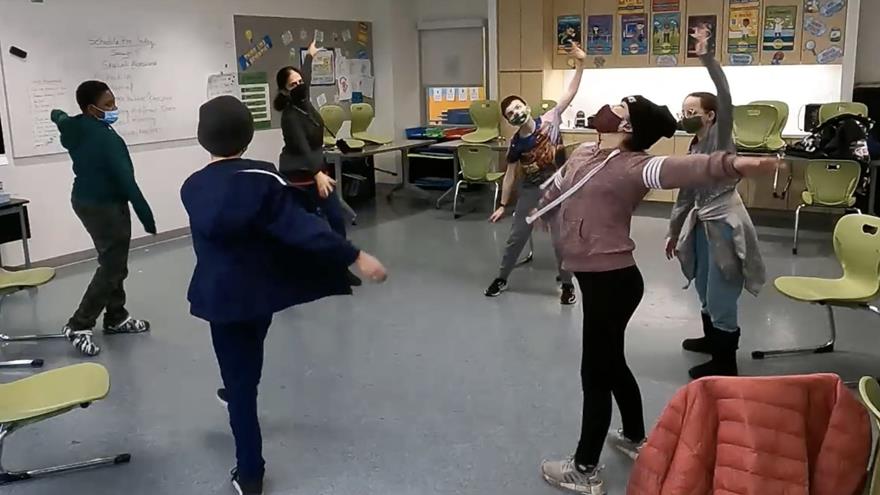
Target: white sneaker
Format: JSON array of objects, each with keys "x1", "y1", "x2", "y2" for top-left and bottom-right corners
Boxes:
[
  {"x1": 540, "y1": 457, "x2": 605, "y2": 494},
  {"x1": 62, "y1": 325, "x2": 101, "y2": 357},
  {"x1": 606, "y1": 428, "x2": 646, "y2": 460}
]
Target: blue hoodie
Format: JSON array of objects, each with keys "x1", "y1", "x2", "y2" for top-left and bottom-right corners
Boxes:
[{"x1": 180, "y1": 158, "x2": 360, "y2": 323}]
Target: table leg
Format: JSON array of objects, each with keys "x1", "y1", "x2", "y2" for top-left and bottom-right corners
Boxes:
[
  {"x1": 18, "y1": 206, "x2": 31, "y2": 268},
  {"x1": 334, "y1": 155, "x2": 357, "y2": 224},
  {"x1": 870, "y1": 165, "x2": 878, "y2": 216},
  {"x1": 388, "y1": 150, "x2": 409, "y2": 199},
  {"x1": 435, "y1": 151, "x2": 460, "y2": 209}
]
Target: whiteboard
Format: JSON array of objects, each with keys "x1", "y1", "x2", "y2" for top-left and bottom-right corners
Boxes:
[{"x1": 0, "y1": 2, "x2": 230, "y2": 158}]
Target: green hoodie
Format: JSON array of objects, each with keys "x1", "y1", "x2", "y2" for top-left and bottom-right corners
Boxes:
[{"x1": 51, "y1": 110, "x2": 155, "y2": 233}]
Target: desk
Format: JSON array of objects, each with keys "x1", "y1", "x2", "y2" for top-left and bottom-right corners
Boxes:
[
  {"x1": 428, "y1": 139, "x2": 510, "y2": 208},
  {"x1": 0, "y1": 199, "x2": 31, "y2": 268},
  {"x1": 870, "y1": 161, "x2": 880, "y2": 216},
  {"x1": 324, "y1": 140, "x2": 434, "y2": 220}
]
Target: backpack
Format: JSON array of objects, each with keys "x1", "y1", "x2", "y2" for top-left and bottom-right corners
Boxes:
[{"x1": 786, "y1": 114, "x2": 874, "y2": 165}]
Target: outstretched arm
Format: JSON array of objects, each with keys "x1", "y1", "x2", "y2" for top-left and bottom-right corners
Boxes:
[
  {"x1": 556, "y1": 43, "x2": 586, "y2": 112},
  {"x1": 640, "y1": 152, "x2": 782, "y2": 191}
]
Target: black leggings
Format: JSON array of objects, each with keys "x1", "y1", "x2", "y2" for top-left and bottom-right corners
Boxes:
[{"x1": 574, "y1": 266, "x2": 646, "y2": 468}]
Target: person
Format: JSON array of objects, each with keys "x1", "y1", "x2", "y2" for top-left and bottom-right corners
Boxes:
[
  {"x1": 181, "y1": 95, "x2": 387, "y2": 495},
  {"x1": 529, "y1": 94, "x2": 782, "y2": 493},
  {"x1": 667, "y1": 26, "x2": 765, "y2": 379},
  {"x1": 274, "y1": 38, "x2": 361, "y2": 286},
  {"x1": 51, "y1": 80, "x2": 155, "y2": 357},
  {"x1": 484, "y1": 43, "x2": 586, "y2": 304}
]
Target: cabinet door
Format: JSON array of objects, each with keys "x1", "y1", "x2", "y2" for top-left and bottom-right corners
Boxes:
[
  {"x1": 499, "y1": 0, "x2": 523, "y2": 71},
  {"x1": 520, "y1": 71, "x2": 544, "y2": 111},
  {"x1": 521, "y1": 0, "x2": 545, "y2": 70},
  {"x1": 499, "y1": 72, "x2": 522, "y2": 138}
]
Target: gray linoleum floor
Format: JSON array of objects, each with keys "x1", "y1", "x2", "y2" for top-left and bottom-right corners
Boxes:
[{"x1": 1, "y1": 190, "x2": 877, "y2": 495}]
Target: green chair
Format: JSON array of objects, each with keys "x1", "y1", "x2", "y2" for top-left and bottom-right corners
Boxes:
[
  {"x1": 540, "y1": 99, "x2": 558, "y2": 115},
  {"x1": 0, "y1": 268, "x2": 58, "y2": 369},
  {"x1": 792, "y1": 159, "x2": 862, "y2": 255},
  {"x1": 453, "y1": 145, "x2": 505, "y2": 219},
  {"x1": 319, "y1": 105, "x2": 365, "y2": 149},
  {"x1": 750, "y1": 100, "x2": 789, "y2": 140},
  {"x1": 462, "y1": 100, "x2": 500, "y2": 144},
  {"x1": 859, "y1": 377, "x2": 880, "y2": 495},
  {"x1": 820, "y1": 102, "x2": 869, "y2": 125},
  {"x1": 733, "y1": 104, "x2": 786, "y2": 152},
  {"x1": 0, "y1": 363, "x2": 131, "y2": 485},
  {"x1": 350, "y1": 103, "x2": 390, "y2": 145},
  {"x1": 753, "y1": 214, "x2": 880, "y2": 360}
]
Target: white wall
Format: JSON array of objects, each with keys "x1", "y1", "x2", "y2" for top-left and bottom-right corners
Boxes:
[
  {"x1": 0, "y1": 0, "x2": 403, "y2": 265},
  {"x1": 416, "y1": 0, "x2": 489, "y2": 22},
  {"x1": 856, "y1": 0, "x2": 879, "y2": 84}
]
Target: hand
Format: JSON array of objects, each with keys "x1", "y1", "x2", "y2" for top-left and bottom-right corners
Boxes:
[
  {"x1": 665, "y1": 237, "x2": 677, "y2": 260},
  {"x1": 315, "y1": 171, "x2": 336, "y2": 198},
  {"x1": 733, "y1": 156, "x2": 787, "y2": 177},
  {"x1": 308, "y1": 39, "x2": 320, "y2": 57},
  {"x1": 355, "y1": 251, "x2": 387, "y2": 283},
  {"x1": 691, "y1": 24, "x2": 711, "y2": 56},
  {"x1": 567, "y1": 42, "x2": 586, "y2": 62},
  {"x1": 488, "y1": 206, "x2": 506, "y2": 223}
]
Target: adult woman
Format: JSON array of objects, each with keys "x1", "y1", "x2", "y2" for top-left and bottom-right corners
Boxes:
[
  {"x1": 666, "y1": 27, "x2": 765, "y2": 379},
  {"x1": 274, "y1": 40, "x2": 360, "y2": 286},
  {"x1": 530, "y1": 95, "x2": 781, "y2": 493}
]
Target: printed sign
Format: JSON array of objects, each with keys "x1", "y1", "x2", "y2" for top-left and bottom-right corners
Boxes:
[
  {"x1": 621, "y1": 13, "x2": 648, "y2": 55},
  {"x1": 652, "y1": 12, "x2": 681, "y2": 55},
  {"x1": 586, "y1": 15, "x2": 613, "y2": 55}
]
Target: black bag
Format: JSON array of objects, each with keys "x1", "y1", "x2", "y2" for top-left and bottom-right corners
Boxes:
[{"x1": 786, "y1": 114, "x2": 874, "y2": 165}]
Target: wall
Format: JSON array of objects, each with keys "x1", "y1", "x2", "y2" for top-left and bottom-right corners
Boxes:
[
  {"x1": 0, "y1": 0, "x2": 401, "y2": 265},
  {"x1": 416, "y1": 0, "x2": 490, "y2": 22},
  {"x1": 856, "y1": 0, "x2": 879, "y2": 84}
]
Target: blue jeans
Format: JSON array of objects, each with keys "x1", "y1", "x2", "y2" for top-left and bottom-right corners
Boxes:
[
  {"x1": 309, "y1": 186, "x2": 347, "y2": 238},
  {"x1": 210, "y1": 316, "x2": 272, "y2": 484},
  {"x1": 693, "y1": 222, "x2": 743, "y2": 332}
]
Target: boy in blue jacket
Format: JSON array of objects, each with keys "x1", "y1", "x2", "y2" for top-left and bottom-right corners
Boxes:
[{"x1": 181, "y1": 95, "x2": 387, "y2": 495}]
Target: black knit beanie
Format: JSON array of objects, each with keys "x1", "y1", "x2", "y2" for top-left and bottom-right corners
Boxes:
[
  {"x1": 198, "y1": 95, "x2": 254, "y2": 157},
  {"x1": 623, "y1": 95, "x2": 678, "y2": 151}
]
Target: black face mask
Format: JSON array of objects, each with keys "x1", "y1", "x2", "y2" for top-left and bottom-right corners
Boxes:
[
  {"x1": 290, "y1": 84, "x2": 308, "y2": 103},
  {"x1": 680, "y1": 116, "x2": 704, "y2": 133}
]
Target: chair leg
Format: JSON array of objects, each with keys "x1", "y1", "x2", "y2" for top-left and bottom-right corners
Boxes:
[
  {"x1": 0, "y1": 360, "x2": 43, "y2": 369},
  {"x1": 752, "y1": 304, "x2": 836, "y2": 359},
  {"x1": 0, "y1": 423, "x2": 131, "y2": 485},
  {"x1": 493, "y1": 182, "x2": 500, "y2": 210},
  {"x1": 792, "y1": 204, "x2": 805, "y2": 255},
  {"x1": 452, "y1": 181, "x2": 463, "y2": 219},
  {"x1": 0, "y1": 333, "x2": 66, "y2": 342}
]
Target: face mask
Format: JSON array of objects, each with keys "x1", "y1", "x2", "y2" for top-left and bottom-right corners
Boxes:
[
  {"x1": 507, "y1": 107, "x2": 531, "y2": 127},
  {"x1": 680, "y1": 116, "x2": 703, "y2": 133},
  {"x1": 588, "y1": 104, "x2": 623, "y2": 133},
  {"x1": 290, "y1": 84, "x2": 308, "y2": 102},
  {"x1": 93, "y1": 106, "x2": 119, "y2": 125}
]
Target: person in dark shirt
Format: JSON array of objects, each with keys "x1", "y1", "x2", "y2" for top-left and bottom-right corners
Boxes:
[
  {"x1": 51, "y1": 80, "x2": 155, "y2": 357},
  {"x1": 273, "y1": 39, "x2": 361, "y2": 286},
  {"x1": 181, "y1": 95, "x2": 387, "y2": 495}
]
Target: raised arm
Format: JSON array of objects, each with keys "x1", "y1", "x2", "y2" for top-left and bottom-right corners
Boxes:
[
  {"x1": 701, "y1": 54, "x2": 733, "y2": 150},
  {"x1": 556, "y1": 43, "x2": 586, "y2": 112}
]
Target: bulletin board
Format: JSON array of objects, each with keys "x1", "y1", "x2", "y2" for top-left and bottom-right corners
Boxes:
[
  {"x1": 426, "y1": 87, "x2": 487, "y2": 124},
  {"x1": 232, "y1": 15, "x2": 375, "y2": 131},
  {"x1": 801, "y1": 0, "x2": 846, "y2": 65}
]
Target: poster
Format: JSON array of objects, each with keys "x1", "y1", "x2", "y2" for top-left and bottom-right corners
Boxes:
[
  {"x1": 618, "y1": 0, "x2": 645, "y2": 12},
  {"x1": 357, "y1": 22, "x2": 369, "y2": 46},
  {"x1": 349, "y1": 59, "x2": 372, "y2": 78},
  {"x1": 621, "y1": 13, "x2": 648, "y2": 55},
  {"x1": 457, "y1": 87, "x2": 468, "y2": 101},
  {"x1": 652, "y1": 0, "x2": 679, "y2": 12},
  {"x1": 557, "y1": 15, "x2": 582, "y2": 54},
  {"x1": 315, "y1": 93, "x2": 327, "y2": 108},
  {"x1": 652, "y1": 12, "x2": 681, "y2": 55},
  {"x1": 281, "y1": 30, "x2": 293, "y2": 46},
  {"x1": 432, "y1": 88, "x2": 443, "y2": 102},
  {"x1": 728, "y1": 5, "x2": 760, "y2": 54},
  {"x1": 469, "y1": 87, "x2": 481, "y2": 100},
  {"x1": 445, "y1": 88, "x2": 456, "y2": 101},
  {"x1": 207, "y1": 73, "x2": 241, "y2": 100},
  {"x1": 338, "y1": 74, "x2": 352, "y2": 101},
  {"x1": 356, "y1": 76, "x2": 374, "y2": 98},
  {"x1": 687, "y1": 15, "x2": 717, "y2": 58},
  {"x1": 300, "y1": 49, "x2": 335, "y2": 85},
  {"x1": 239, "y1": 72, "x2": 270, "y2": 130},
  {"x1": 763, "y1": 6, "x2": 796, "y2": 52},
  {"x1": 586, "y1": 15, "x2": 613, "y2": 55}
]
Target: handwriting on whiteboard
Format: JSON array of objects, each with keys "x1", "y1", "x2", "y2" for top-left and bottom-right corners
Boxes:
[{"x1": 29, "y1": 79, "x2": 67, "y2": 149}]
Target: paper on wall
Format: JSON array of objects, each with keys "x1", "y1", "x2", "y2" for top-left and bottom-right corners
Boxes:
[
  {"x1": 432, "y1": 88, "x2": 443, "y2": 102},
  {"x1": 207, "y1": 73, "x2": 241, "y2": 100},
  {"x1": 349, "y1": 59, "x2": 372, "y2": 77},
  {"x1": 338, "y1": 75, "x2": 353, "y2": 101},
  {"x1": 456, "y1": 87, "x2": 467, "y2": 101},
  {"x1": 359, "y1": 76, "x2": 374, "y2": 98},
  {"x1": 281, "y1": 30, "x2": 294, "y2": 46},
  {"x1": 314, "y1": 29, "x2": 325, "y2": 43},
  {"x1": 342, "y1": 29, "x2": 352, "y2": 42},
  {"x1": 315, "y1": 93, "x2": 328, "y2": 107},
  {"x1": 445, "y1": 88, "x2": 456, "y2": 101},
  {"x1": 469, "y1": 87, "x2": 481, "y2": 100},
  {"x1": 300, "y1": 29, "x2": 309, "y2": 40}
]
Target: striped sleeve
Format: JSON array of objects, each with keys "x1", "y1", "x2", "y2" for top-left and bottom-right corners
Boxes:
[{"x1": 641, "y1": 156, "x2": 668, "y2": 189}]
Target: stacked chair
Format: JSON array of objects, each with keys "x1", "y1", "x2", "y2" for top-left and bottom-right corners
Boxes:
[
  {"x1": 0, "y1": 267, "x2": 59, "y2": 369},
  {"x1": 733, "y1": 101, "x2": 788, "y2": 152},
  {"x1": 319, "y1": 104, "x2": 366, "y2": 150}
]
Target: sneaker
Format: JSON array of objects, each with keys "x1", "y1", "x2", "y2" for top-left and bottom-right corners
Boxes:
[
  {"x1": 103, "y1": 317, "x2": 150, "y2": 335},
  {"x1": 62, "y1": 325, "x2": 101, "y2": 357},
  {"x1": 540, "y1": 457, "x2": 605, "y2": 494},
  {"x1": 606, "y1": 428, "x2": 646, "y2": 460},
  {"x1": 231, "y1": 468, "x2": 263, "y2": 495},
  {"x1": 484, "y1": 278, "x2": 508, "y2": 297},
  {"x1": 217, "y1": 388, "x2": 229, "y2": 406},
  {"x1": 346, "y1": 269, "x2": 363, "y2": 287},
  {"x1": 560, "y1": 283, "x2": 577, "y2": 305}
]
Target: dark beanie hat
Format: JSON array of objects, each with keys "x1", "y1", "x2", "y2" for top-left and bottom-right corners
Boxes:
[
  {"x1": 198, "y1": 95, "x2": 254, "y2": 157},
  {"x1": 623, "y1": 95, "x2": 678, "y2": 151}
]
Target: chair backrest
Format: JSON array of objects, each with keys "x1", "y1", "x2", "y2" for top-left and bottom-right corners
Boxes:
[
  {"x1": 469, "y1": 100, "x2": 500, "y2": 132},
  {"x1": 350, "y1": 103, "x2": 374, "y2": 134},
  {"x1": 804, "y1": 159, "x2": 861, "y2": 207},
  {"x1": 833, "y1": 214, "x2": 880, "y2": 298},
  {"x1": 457, "y1": 145, "x2": 494, "y2": 181},
  {"x1": 750, "y1": 100, "x2": 789, "y2": 135},
  {"x1": 859, "y1": 376, "x2": 880, "y2": 495},
  {"x1": 820, "y1": 102, "x2": 869, "y2": 125},
  {"x1": 320, "y1": 105, "x2": 345, "y2": 139},
  {"x1": 733, "y1": 104, "x2": 778, "y2": 149},
  {"x1": 541, "y1": 99, "x2": 558, "y2": 115}
]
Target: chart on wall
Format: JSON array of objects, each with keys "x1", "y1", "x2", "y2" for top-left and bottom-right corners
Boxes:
[
  {"x1": 726, "y1": 0, "x2": 760, "y2": 65},
  {"x1": 801, "y1": 0, "x2": 846, "y2": 64},
  {"x1": 232, "y1": 15, "x2": 375, "y2": 130}
]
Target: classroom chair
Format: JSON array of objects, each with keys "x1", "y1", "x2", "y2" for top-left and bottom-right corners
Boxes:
[
  {"x1": 859, "y1": 377, "x2": 880, "y2": 495},
  {"x1": 319, "y1": 105, "x2": 365, "y2": 149},
  {"x1": 750, "y1": 100, "x2": 789, "y2": 139},
  {"x1": 462, "y1": 100, "x2": 500, "y2": 144},
  {"x1": 0, "y1": 267, "x2": 57, "y2": 369},
  {"x1": 349, "y1": 103, "x2": 391, "y2": 145},
  {"x1": 819, "y1": 101, "x2": 869, "y2": 125},
  {"x1": 792, "y1": 159, "x2": 862, "y2": 255},
  {"x1": 453, "y1": 145, "x2": 505, "y2": 219},
  {"x1": 540, "y1": 99, "x2": 557, "y2": 115},
  {"x1": 733, "y1": 104, "x2": 786, "y2": 152},
  {"x1": 753, "y1": 214, "x2": 880, "y2": 361},
  {"x1": 0, "y1": 363, "x2": 130, "y2": 485}
]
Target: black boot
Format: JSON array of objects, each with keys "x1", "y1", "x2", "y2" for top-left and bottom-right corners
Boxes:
[
  {"x1": 682, "y1": 312, "x2": 714, "y2": 354},
  {"x1": 688, "y1": 328, "x2": 740, "y2": 379}
]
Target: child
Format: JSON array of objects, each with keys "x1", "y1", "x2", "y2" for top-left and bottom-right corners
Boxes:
[
  {"x1": 51, "y1": 80, "x2": 156, "y2": 357},
  {"x1": 181, "y1": 95, "x2": 386, "y2": 495}
]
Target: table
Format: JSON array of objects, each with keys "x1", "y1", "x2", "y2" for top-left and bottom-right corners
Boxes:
[
  {"x1": 324, "y1": 139, "x2": 435, "y2": 221},
  {"x1": 0, "y1": 199, "x2": 31, "y2": 268},
  {"x1": 428, "y1": 138, "x2": 510, "y2": 208},
  {"x1": 869, "y1": 160, "x2": 880, "y2": 216}
]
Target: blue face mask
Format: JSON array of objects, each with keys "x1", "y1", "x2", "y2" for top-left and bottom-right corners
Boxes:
[{"x1": 92, "y1": 105, "x2": 119, "y2": 125}]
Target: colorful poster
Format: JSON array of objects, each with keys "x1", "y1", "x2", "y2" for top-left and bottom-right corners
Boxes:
[
  {"x1": 338, "y1": 75, "x2": 352, "y2": 101},
  {"x1": 621, "y1": 14, "x2": 648, "y2": 55},
  {"x1": 557, "y1": 15, "x2": 582, "y2": 54},
  {"x1": 763, "y1": 6, "x2": 796, "y2": 52},
  {"x1": 618, "y1": 0, "x2": 646, "y2": 12},
  {"x1": 687, "y1": 15, "x2": 717, "y2": 58},
  {"x1": 469, "y1": 87, "x2": 481, "y2": 100},
  {"x1": 586, "y1": 15, "x2": 613, "y2": 55},
  {"x1": 357, "y1": 22, "x2": 369, "y2": 47},
  {"x1": 652, "y1": 0, "x2": 680, "y2": 12},
  {"x1": 728, "y1": 5, "x2": 760, "y2": 54},
  {"x1": 299, "y1": 49, "x2": 335, "y2": 86},
  {"x1": 652, "y1": 12, "x2": 681, "y2": 55}
]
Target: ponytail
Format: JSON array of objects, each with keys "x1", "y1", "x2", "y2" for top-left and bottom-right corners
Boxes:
[{"x1": 273, "y1": 92, "x2": 290, "y2": 112}]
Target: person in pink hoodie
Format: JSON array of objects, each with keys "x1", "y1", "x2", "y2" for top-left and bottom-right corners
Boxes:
[{"x1": 529, "y1": 96, "x2": 782, "y2": 494}]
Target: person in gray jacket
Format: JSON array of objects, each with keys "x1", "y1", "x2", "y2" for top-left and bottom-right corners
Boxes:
[{"x1": 666, "y1": 26, "x2": 766, "y2": 379}]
